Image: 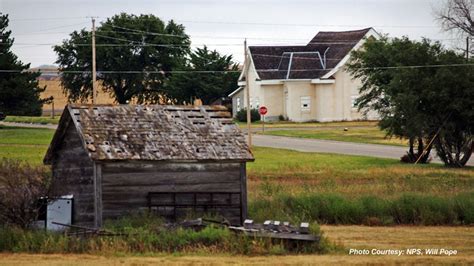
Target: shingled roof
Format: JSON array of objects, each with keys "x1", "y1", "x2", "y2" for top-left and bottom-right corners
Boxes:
[
  {"x1": 44, "y1": 104, "x2": 254, "y2": 164},
  {"x1": 249, "y1": 28, "x2": 373, "y2": 80}
]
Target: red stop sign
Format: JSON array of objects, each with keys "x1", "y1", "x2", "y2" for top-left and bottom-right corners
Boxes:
[{"x1": 259, "y1": 106, "x2": 268, "y2": 115}]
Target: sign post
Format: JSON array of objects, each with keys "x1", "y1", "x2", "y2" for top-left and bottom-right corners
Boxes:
[{"x1": 258, "y1": 106, "x2": 268, "y2": 133}]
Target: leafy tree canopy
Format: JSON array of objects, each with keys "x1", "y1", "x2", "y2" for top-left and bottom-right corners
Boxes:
[
  {"x1": 0, "y1": 13, "x2": 48, "y2": 116},
  {"x1": 347, "y1": 36, "x2": 474, "y2": 167},
  {"x1": 54, "y1": 13, "x2": 191, "y2": 104},
  {"x1": 168, "y1": 46, "x2": 239, "y2": 105}
]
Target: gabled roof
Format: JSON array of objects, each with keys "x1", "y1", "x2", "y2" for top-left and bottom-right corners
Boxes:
[
  {"x1": 248, "y1": 28, "x2": 374, "y2": 80},
  {"x1": 228, "y1": 86, "x2": 244, "y2": 97},
  {"x1": 44, "y1": 104, "x2": 254, "y2": 164}
]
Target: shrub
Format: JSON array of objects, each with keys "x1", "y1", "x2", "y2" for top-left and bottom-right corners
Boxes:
[
  {"x1": 236, "y1": 108, "x2": 260, "y2": 122},
  {"x1": 278, "y1": 114, "x2": 287, "y2": 121},
  {"x1": 453, "y1": 192, "x2": 474, "y2": 224},
  {"x1": 0, "y1": 159, "x2": 52, "y2": 228},
  {"x1": 249, "y1": 192, "x2": 473, "y2": 226},
  {"x1": 391, "y1": 194, "x2": 456, "y2": 225}
]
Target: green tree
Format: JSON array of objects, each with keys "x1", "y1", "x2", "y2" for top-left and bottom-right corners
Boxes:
[
  {"x1": 0, "y1": 13, "x2": 48, "y2": 116},
  {"x1": 54, "y1": 13, "x2": 191, "y2": 104},
  {"x1": 347, "y1": 36, "x2": 474, "y2": 167},
  {"x1": 168, "y1": 46, "x2": 239, "y2": 105},
  {"x1": 427, "y1": 51, "x2": 474, "y2": 167}
]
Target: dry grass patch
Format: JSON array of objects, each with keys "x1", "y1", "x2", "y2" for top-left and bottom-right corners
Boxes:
[
  {"x1": 248, "y1": 147, "x2": 474, "y2": 198},
  {"x1": 321, "y1": 225, "x2": 474, "y2": 255},
  {"x1": 1, "y1": 247, "x2": 473, "y2": 265}
]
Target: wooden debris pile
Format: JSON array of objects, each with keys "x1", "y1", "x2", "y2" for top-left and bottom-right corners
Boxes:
[
  {"x1": 179, "y1": 218, "x2": 320, "y2": 243},
  {"x1": 51, "y1": 222, "x2": 125, "y2": 237},
  {"x1": 53, "y1": 218, "x2": 319, "y2": 244}
]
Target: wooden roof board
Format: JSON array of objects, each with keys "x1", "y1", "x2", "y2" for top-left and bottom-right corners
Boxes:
[{"x1": 44, "y1": 104, "x2": 254, "y2": 164}]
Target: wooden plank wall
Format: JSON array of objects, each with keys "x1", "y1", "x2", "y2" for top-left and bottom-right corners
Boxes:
[
  {"x1": 101, "y1": 162, "x2": 245, "y2": 224},
  {"x1": 51, "y1": 122, "x2": 95, "y2": 226}
]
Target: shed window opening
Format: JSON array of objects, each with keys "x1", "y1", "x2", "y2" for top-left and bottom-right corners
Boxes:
[{"x1": 300, "y1": 96, "x2": 311, "y2": 111}]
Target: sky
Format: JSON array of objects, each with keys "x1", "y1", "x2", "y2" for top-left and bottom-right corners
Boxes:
[{"x1": 0, "y1": 0, "x2": 458, "y2": 68}]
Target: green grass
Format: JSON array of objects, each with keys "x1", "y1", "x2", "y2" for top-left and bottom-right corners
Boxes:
[
  {"x1": 262, "y1": 127, "x2": 407, "y2": 146},
  {"x1": 0, "y1": 145, "x2": 49, "y2": 164},
  {"x1": 3, "y1": 116, "x2": 60, "y2": 125},
  {"x1": 246, "y1": 147, "x2": 474, "y2": 225},
  {"x1": 0, "y1": 126, "x2": 54, "y2": 164},
  {"x1": 237, "y1": 120, "x2": 378, "y2": 129},
  {"x1": 248, "y1": 146, "x2": 398, "y2": 174},
  {"x1": 0, "y1": 126, "x2": 55, "y2": 145},
  {"x1": 247, "y1": 147, "x2": 473, "y2": 198}
]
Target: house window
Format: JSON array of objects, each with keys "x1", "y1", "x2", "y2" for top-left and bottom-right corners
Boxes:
[
  {"x1": 301, "y1": 96, "x2": 310, "y2": 111},
  {"x1": 249, "y1": 97, "x2": 260, "y2": 109},
  {"x1": 236, "y1": 98, "x2": 241, "y2": 111},
  {"x1": 351, "y1": 96, "x2": 358, "y2": 109}
]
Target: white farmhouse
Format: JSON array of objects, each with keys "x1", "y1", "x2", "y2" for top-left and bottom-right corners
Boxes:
[{"x1": 229, "y1": 28, "x2": 379, "y2": 122}]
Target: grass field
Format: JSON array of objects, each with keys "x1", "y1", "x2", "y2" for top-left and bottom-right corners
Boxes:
[
  {"x1": 0, "y1": 126, "x2": 473, "y2": 262},
  {"x1": 246, "y1": 147, "x2": 474, "y2": 225},
  {"x1": 3, "y1": 116, "x2": 60, "y2": 125},
  {"x1": 237, "y1": 120, "x2": 378, "y2": 128},
  {"x1": 262, "y1": 127, "x2": 407, "y2": 146},
  {"x1": 236, "y1": 120, "x2": 407, "y2": 146},
  {"x1": 1, "y1": 225, "x2": 473, "y2": 264},
  {"x1": 247, "y1": 147, "x2": 473, "y2": 198},
  {"x1": 0, "y1": 126, "x2": 54, "y2": 164}
]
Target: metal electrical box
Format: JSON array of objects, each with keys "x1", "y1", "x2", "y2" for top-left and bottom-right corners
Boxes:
[{"x1": 46, "y1": 195, "x2": 73, "y2": 231}]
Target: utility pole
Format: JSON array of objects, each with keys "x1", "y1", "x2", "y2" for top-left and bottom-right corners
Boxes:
[
  {"x1": 91, "y1": 17, "x2": 97, "y2": 104},
  {"x1": 467, "y1": 36, "x2": 470, "y2": 60},
  {"x1": 51, "y1": 99, "x2": 55, "y2": 119},
  {"x1": 244, "y1": 39, "x2": 252, "y2": 146}
]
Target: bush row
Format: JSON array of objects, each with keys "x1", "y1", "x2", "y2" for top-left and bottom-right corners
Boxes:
[
  {"x1": 249, "y1": 192, "x2": 474, "y2": 226},
  {"x1": 235, "y1": 108, "x2": 260, "y2": 122}
]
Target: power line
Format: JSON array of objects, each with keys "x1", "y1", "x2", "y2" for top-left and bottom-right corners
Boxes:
[
  {"x1": 169, "y1": 19, "x2": 439, "y2": 29},
  {"x1": 109, "y1": 25, "x2": 190, "y2": 38},
  {"x1": 7, "y1": 41, "x2": 468, "y2": 63},
  {"x1": 95, "y1": 32, "x2": 361, "y2": 46},
  {"x1": 4, "y1": 42, "x2": 358, "y2": 47},
  {"x1": 1, "y1": 63, "x2": 473, "y2": 74},
  {"x1": 91, "y1": 34, "x2": 358, "y2": 46},
  {"x1": 250, "y1": 53, "x2": 345, "y2": 61},
  {"x1": 17, "y1": 22, "x2": 90, "y2": 35},
  {"x1": 8, "y1": 17, "x2": 90, "y2": 22},
  {"x1": 100, "y1": 30, "x2": 313, "y2": 41},
  {"x1": 10, "y1": 30, "x2": 313, "y2": 41},
  {"x1": 9, "y1": 29, "x2": 461, "y2": 43},
  {"x1": 4, "y1": 38, "x2": 457, "y2": 63},
  {"x1": 7, "y1": 16, "x2": 439, "y2": 29}
]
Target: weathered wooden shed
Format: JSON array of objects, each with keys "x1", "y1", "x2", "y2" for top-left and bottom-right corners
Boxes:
[{"x1": 44, "y1": 104, "x2": 254, "y2": 227}]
